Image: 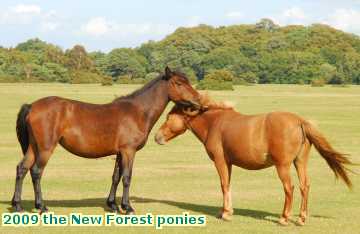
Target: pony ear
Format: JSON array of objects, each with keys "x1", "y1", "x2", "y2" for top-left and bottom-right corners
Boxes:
[{"x1": 163, "y1": 66, "x2": 173, "y2": 80}]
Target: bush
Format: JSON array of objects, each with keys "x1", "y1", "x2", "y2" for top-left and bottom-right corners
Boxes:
[
  {"x1": 26, "y1": 63, "x2": 70, "y2": 83},
  {"x1": 101, "y1": 76, "x2": 113, "y2": 86},
  {"x1": 0, "y1": 74, "x2": 20, "y2": 82},
  {"x1": 233, "y1": 78, "x2": 255, "y2": 86},
  {"x1": 331, "y1": 84, "x2": 350, "y2": 88},
  {"x1": 296, "y1": 79, "x2": 305, "y2": 85},
  {"x1": 328, "y1": 72, "x2": 346, "y2": 84},
  {"x1": 196, "y1": 69, "x2": 234, "y2": 90},
  {"x1": 70, "y1": 70, "x2": 104, "y2": 84},
  {"x1": 311, "y1": 78, "x2": 325, "y2": 87},
  {"x1": 208, "y1": 69, "x2": 234, "y2": 82},
  {"x1": 197, "y1": 79, "x2": 234, "y2": 90},
  {"x1": 236, "y1": 71, "x2": 258, "y2": 84}
]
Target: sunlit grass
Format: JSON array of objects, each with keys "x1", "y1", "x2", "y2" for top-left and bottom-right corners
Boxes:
[{"x1": 0, "y1": 83, "x2": 359, "y2": 233}]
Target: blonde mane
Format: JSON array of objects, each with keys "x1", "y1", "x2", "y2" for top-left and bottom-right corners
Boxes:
[{"x1": 199, "y1": 92, "x2": 234, "y2": 110}]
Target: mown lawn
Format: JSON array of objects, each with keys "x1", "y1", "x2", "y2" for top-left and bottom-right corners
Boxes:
[{"x1": 0, "y1": 83, "x2": 359, "y2": 234}]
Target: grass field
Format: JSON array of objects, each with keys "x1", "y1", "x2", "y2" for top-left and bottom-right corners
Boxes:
[{"x1": 0, "y1": 83, "x2": 359, "y2": 234}]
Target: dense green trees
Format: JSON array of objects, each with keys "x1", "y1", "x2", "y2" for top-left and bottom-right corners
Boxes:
[
  {"x1": 0, "y1": 39, "x2": 104, "y2": 83},
  {"x1": 100, "y1": 48, "x2": 148, "y2": 80},
  {"x1": 1, "y1": 19, "x2": 360, "y2": 87}
]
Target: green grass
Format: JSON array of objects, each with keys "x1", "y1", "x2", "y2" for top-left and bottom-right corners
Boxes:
[{"x1": 0, "y1": 83, "x2": 359, "y2": 234}]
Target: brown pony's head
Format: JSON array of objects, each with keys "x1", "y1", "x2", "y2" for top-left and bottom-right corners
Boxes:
[
  {"x1": 163, "y1": 66, "x2": 200, "y2": 108},
  {"x1": 155, "y1": 93, "x2": 233, "y2": 145}
]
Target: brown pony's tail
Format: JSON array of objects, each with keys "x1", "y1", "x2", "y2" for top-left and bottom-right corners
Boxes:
[
  {"x1": 302, "y1": 121, "x2": 353, "y2": 189},
  {"x1": 16, "y1": 104, "x2": 31, "y2": 155}
]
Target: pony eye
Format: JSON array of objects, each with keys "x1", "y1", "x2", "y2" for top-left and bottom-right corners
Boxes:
[{"x1": 175, "y1": 81, "x2": 182, "y2": 86}]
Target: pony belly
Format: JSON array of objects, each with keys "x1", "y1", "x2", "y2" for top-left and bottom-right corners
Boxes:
[
  {"x1": 59, "y1": 135, "x2": 117, "y2": 158},
  {"x1": 229, "y1": 151, "x2": 274, "y2": 170}
]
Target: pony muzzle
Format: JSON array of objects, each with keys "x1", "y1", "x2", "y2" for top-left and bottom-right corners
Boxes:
[{"x1": 155, "y1": 132, "x2": 166, "y2": 145}]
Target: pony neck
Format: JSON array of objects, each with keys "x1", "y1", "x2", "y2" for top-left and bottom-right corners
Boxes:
[
  {"x1": 186, "y1": 112, "x2": 211, "y2": 143},
  {"x1": 132, "y1": 79, "x2": 169, "y2": 132}
]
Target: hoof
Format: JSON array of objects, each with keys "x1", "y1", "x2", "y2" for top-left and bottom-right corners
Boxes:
[
  {"x1": 121, "y1": 204, "x2": 135, "y2": 215},
  {"x1": 109, "y1": 206, "x2": 120, "y2": 213},
  {"x1": 37, "y1": 206, "x2": 49, "y2": 214},
  {"x1": 279, "y1": 217, "x2": 289, "y2": 226},
  {"x1": 126, "y1": 210, "x2": 135, "y2": 215},
  {"x1": 110, "y1": 206, "x2": 121, "y2": 213},
  {"x1": 217, "y1": 211, "x2": 233, "y2": 221},
  {"x1": 13, "y1": 206, "x2": 24, "y2": 213},
  {"x1": 296, "y1": 217, "x2": 305, "y2": 226},
  {"x1": 106, "y1": 200, "x2": 120, "y2": 213},
  {"x1": 12, "y1": 203, "x2": 24, "y2": 213}
]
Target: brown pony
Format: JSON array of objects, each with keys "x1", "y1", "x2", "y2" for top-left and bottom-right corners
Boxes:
[
  {"x1": 155, "y1": 94, "x2": 353, "y2": 226},
  {"x1": 12, "y1": 67, "x2": 201, "y2": 214}
]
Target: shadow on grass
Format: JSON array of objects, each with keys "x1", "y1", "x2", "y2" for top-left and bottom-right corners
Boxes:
[
  {"x1": 130, "y1": 196, "x2": 279, "y2": 224},
  {"x1": 1, "y1": 198, "x2": 108, "y2": 212},
  {"x1": 0, "y1": 197, "x2": 333, "y2": 223}
]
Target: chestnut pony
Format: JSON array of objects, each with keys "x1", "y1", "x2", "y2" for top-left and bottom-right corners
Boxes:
[
  {"x1": 155, "y1": 94, "x2": 353, "y2": 226},
  {"x1": 12, "y1": 67, "x2": 200, "y2": 214}
]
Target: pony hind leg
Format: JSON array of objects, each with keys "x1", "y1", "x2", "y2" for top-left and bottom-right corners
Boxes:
[
  {"x1": 294, "y1": 141, "x2": 311, "y2": 226},
  {"x1": 12, "y1": 144, "x2": 36, "y2": 212},
  {"x1": 275, "y1": 163, "x2": 294, "y2": 226},
  {"x1": 30, "y1": 146, "x2": 55, "y2": 213}
]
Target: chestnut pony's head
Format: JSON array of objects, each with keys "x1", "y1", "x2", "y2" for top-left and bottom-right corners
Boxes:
[
  {"x1": 163, "y1": 66, "x2": 200, "y2": 108},
  {"x1": 155, "y1": 93, "x2": 233, "y2": 145},
  {"x1": 154, "y1": 105, "x2": 190, "y2": 145}
]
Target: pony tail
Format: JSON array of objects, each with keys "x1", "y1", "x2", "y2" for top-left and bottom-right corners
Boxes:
[
  {"x1": 16, "y1": 104, "x2": 31, "y2": 155},
  {"x1": 303, "y1": 121, "x2": 354, "y2": 189}
]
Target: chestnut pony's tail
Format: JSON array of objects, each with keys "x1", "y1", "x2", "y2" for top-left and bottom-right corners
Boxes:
[{"x1": 303, "y1": 121, "x2": 353, "y2": 189}]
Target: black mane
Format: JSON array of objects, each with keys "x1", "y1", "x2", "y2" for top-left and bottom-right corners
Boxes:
[
  {"x1": 171, "y1": 70, "x2": 189, "y2": 80},
  {"x1": 113, "y1": 71, "x2": 188, "y2": 102},
  {"x1": 120, "y1": 76, "x2": 163, "y2": 100}
]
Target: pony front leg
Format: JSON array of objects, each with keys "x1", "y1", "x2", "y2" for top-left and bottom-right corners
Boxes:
[
  {"x1": 120, "y1": 149, "x2": 135, "y2": 215},
  {"x1": 106, "y1": 154, "x2": 123, "y2": 213},
  {"x1": 213, "y1": 155, "x2": 233, "y2": 221}
]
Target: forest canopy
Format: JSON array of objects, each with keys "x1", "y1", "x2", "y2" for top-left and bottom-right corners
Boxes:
[{"x1": 1, "y1": 19, "x2": 360, "y2": 85}]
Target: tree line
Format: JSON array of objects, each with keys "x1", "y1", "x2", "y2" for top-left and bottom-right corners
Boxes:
[{"x1": 1, "y1": 19, "x2": 360, "y2": 87}]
